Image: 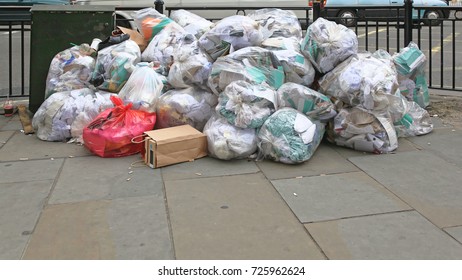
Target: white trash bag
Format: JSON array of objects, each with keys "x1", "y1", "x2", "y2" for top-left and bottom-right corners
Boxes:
[{"x1": 203, "y1": 114, "x2": 258, "y2": 160}]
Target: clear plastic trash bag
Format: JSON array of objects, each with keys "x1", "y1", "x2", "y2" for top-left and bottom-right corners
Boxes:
[
  {"x1": 90, "y1": 40, "x2": 141, "y2": 93},
  {"x1": 392, "y1": 42, "x2": 429, "y2": 108},
  {"x1": 156, "y1": 87, "x2": 218, "y2": 131},
  {"x1": 167, "y1": 40, "x2": 213, "y2": 89},
  {"x1": 132, "y1": 7, "x2": 174, "y2": 43},
  {"x1": 203, "y1": 113, "x2": 258, "y2": 160},
  {"x1": 198, "y1": 15, "x2": 267, "y2": 60},
  {"x1": 318, "y1": 52, "x2": 399, "y2": 112},
  {"x1": 45, "y1": 43, "x2": 95, "y2": 99},
  {"x1": 141, "y1": 23, "x2": 193, "y2": 74},
  {"x1": 118, "y1": 62, "x2": 165, "y2": 112},
  {"x1": 216, "y1": 80, "x2": 277, "y2": 129},
  {"x1": 277, "y1": 82, "x2": 337, "y2": 122},
  {"x1": 248, "y1": 8, "x2": 302, "y2": 40},
  {"x1": 301, "y1": 17, "x2": 358, "y2": 74},
  {"x1": 33, "y1": 88, "x2": 113, "y2": 142},
  {"x1": 170, "y1": 9, "x2": 213, "y2": 39},
  {"x1": 326, "y1": 107, "x2": 398, "y2": 154},
  {"x1": 258, "y1": 107, "x2": 325, "y2": 164},
  {"x1": 260, "y1": 37, "x2": 316, "y2": 87},
  {"x1": 207, "y1": 46, "x2": 285, "y2": 95}
]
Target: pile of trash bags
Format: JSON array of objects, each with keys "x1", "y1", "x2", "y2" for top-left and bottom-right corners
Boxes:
[{"x1": 33, "y1": 8, "x2": 433, "y2": 163}]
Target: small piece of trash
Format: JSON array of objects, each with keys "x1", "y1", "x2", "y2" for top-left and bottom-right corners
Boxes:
[
  {"x1": 0, "y1": 141, "x2": 6, "y2": 144},
  {"x1": 20, "y1": 130, "x2": 24, "y2": 133},
  {"x1": 427, "y1": 142, "x2": 431, "y2": 145},
  {"x1": 432, "y1": 114, "x2": 438, "y2": 117},
  {"x1": 50, "y1": 158, "x2": 54, "y2": 161},
  {"x1": 195, "y1": 173, "x2": 202, "y2": 176},
  {"x1": 19, "y1": 158, "x2": 28, "y2": 161},
  {"x1": 68, "y1": 155, "x2": 74, "y2": 158},
  {"x1": 128, "y1": 167, "x2": 132, "y2": 170},
  {"x1": 293, "y1": 193, "x2": 298, "y2": 196},
  {"x1": 295, "y1": 176, "x2": 303, "y2": 179},
  {"x1": 452, "y1": 129, "x2": 456, "y2": 132},
  {"x1": 128, "y1": 171, "x2": 134, "y2": 174},
  {"x1": 126, "y1": 178, "x2": 131, "y2": 181}
]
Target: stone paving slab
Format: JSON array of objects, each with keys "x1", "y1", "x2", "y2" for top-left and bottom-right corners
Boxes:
[
  {"x1": 444, "y1": 226, "x2": 462, "y2": 244},
  {"x1": 0, "y1": 132, "x2": 92, "y2": 161},
  {"x1": 161, "y1": 157, "x2": 260, "y2": 181},
  {"x1": 48, "y1": 155, "x2": 161, "y2": 204},
  {"x1": 0, "y1": 116, "x2": 10, "y2": 130},
  {"x1": 0, "y1": 180, "x2": 54, "y2": 259},
  {"x1": 23, "y1": 196, "x2": 173, "y2": 260},
  {"x1": 0, "y1": 158, "x2": 63, "y2": 183},
  {"x1": 306, "y1": 211, "x2": 462, "y2": 259},
  {"x1": 165, "y1": 173, "x2": 325, "y2": 260},
  {"x1": 406, "y1": 128, "x2": 462, "y2": 166},
  {"x1": 272, "y1": 172, "x2": 411, "y2": 223},
  {"x1": 0, "y1": 130, "x2": 14, "y2": 148},
  {"x1": 0, "y1": 115, "x2": 22, "y2": 131},
  {"x1": 349, "y1": 151, "x2": 462, "y2": 228},
  {"x1": 257, "y1": 144, "x2": 359, "y2": 180}
]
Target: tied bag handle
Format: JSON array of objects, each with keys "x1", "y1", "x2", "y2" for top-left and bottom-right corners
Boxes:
[{"x1": 86, "y1": 96, "x2": 133, "y2": 129}]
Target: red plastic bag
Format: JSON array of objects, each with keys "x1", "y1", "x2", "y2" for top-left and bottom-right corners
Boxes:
[{"x1": 83, "y1": 96, "x2": 156, "y2": 158}]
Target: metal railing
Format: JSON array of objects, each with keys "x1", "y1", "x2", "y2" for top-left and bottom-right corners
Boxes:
[
  {"x1": 0, "y1": 6, "x2": 31, "y2": 99},
  {"x1": 1, "y1": 1, "x2": 461, "y2": 100}
]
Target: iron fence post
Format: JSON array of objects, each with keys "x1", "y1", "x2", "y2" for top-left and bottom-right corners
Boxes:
[
  {"x1": 313, "y1": 0, "x2": 321, "y2": 21},
  {"x1": 154, "y1": 0, "x2": 164, "y2": 14},
  {"x1": 404, "y1": 0, "x2": 413, "y2": 46}
]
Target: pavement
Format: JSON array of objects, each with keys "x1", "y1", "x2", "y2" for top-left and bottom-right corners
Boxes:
[{"x1": 1, "y1": 92, "x2": 462, "y2": 260}]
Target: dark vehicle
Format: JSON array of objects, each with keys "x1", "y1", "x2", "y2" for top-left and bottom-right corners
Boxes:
[{"x1": 309, "y1": 0, "x2": 450, "y2": 27}]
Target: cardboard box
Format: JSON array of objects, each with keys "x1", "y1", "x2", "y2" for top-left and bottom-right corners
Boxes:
[{"x1": 144, "y1": 125, "x2": 208, "y2": 168}]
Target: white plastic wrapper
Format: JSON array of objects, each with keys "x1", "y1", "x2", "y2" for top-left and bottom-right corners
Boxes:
[
  {"x1": 90, "y1": 40, "x2": 141, "y2": 93},
  {"x1": 198, "y1": 15, "x2": 267, "y2": 60},
  {"x1": 141, "y1": 23, "x2": 193, "y2": 74},
  {"x1": 207, "y1": 46, "x2": 285, "y2": 95},
  {"x1": 257, "y1": 108, "x2": 325, "y2": 164},
  {"x1": 156, "y1": 87, "x2": 218, "y2": 131},
  {"x1": 33, "y1": 88, "x2": 114, "y2": 142},
  {"x1": 327, "y1": 107, "x2": 398, "y2": 154},
  {"x1": 45, "y1": 43, "x2": 95, "y2": 99},
  {"x1": 167, "y1": 40, "x2": 213, "y2": 89},
  {"x1": 203, "y1": 114, "x2": 258, "y2": 160},
  {"x1": 170, "y1": 9, "x2": 213, "y2": 39},
  {"x1": 216, "y1": 81, "x2": 277, "y2": 129},
  {"x1": 318, "y1": 52, "x2": 399, "y2": 112},
  {"x1": 132, "y1": 7, "x2": 175, "y2": 43},
  {"x1": 248, "y1": 8, "x2": 302, "y2": 40},
  {"x1": 392, "y1": 42, "x2": 429, "y2": 108},
  {"x1": 277, "y1": 82, "x2": 336, "y2": 121},
  {"x1": 301, "y1": 17, "x2": 358, "y2": 74},
  {"x1": 118, "y1": 62, "x2": 165, "y2": 112}
]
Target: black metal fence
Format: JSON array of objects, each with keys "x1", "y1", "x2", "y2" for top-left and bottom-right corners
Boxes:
[{"x1": 1, "y1": 1, "x2": 461, "y2": 100}]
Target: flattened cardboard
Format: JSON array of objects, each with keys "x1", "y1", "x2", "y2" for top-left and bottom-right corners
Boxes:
[
  {"x1": 117, "y1": 26, "x2": 147, "y2": 51},
  {"x1": 144, "y1": 125, "x2": 207, "y2": 168}
]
